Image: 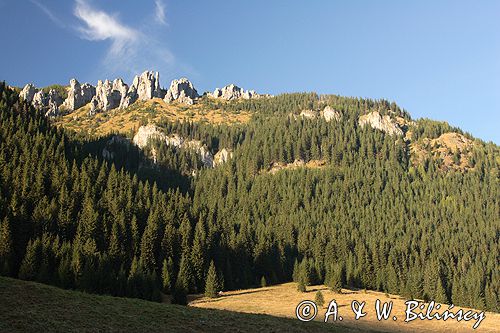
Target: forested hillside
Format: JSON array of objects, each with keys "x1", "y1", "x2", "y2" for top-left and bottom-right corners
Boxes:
[{"x1": 0, "y1": 82, "x2": 498, "y2": 312}]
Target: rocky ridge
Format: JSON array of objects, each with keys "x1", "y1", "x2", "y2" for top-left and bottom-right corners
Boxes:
[
  {"x1": 164, "y1": 78, "x2": 199, "y2": 105},
  {"x1": 19, "y1": 83, "x2": 63, "y2": 117},
  {"x1": 209, "y1": 84, "x2": 260, "y2": 100},
  {"x1": 20, "y1": 71, "x2": 206, "y2": 117}
]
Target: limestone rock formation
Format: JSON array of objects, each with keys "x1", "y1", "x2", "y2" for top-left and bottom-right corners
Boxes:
[
  {"x1": 358, "y1": 111, "x2": 403, "y2": 136},
  {"x1": 322, "y1": 106, "x2": 342, "y2": 122},
  {"x1": 299, "y1": 109, "x2": 318, "y2": 119},
  {"x1": 45, "y1": 89, "x2": 63, "y2": 117},
  {"x1": 32, "y1": 90, "x2": 47, "y2": 109},
  {"x1": 133, "y1": 124, "x2": 167, "y2": 149},
  {"x1": 91, "y1": 79, "x2": 128, "y2": 115},
  {"x1": 20, "y1": 84, "x2": 36, "y2": 103},
  {"x1": 19, "y1": 84, "x2": 63, "y2": 117},
  {"x1": 210, "y1": 84, "x2": 259, "y2": 100},
  {"x1": 120, "y1": 71, "x2": 162, "y2": 108},
  {"x1": 132, "y1": 124, "x2": 216, "y2": 168},
  {"x1": 214, "y1": 148, "x2": 233, "y2": 166},
  {"x1": 164, "y1": 78, "x2": 199, "y2": 105},
  {"x1": 136, "y1": 71, "x2": 162, "y2": 100},
  {"x1": 63, "y1": 79, "x2": 95, "y2": 111}
]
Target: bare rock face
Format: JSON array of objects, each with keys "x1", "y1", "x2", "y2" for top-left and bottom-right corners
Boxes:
[
  {"x1": 358, "y1": 111, "x2": 403, "y2": 136},
  {"x1": 214, "y1": 148, "x2": 233, "y2": 166},
  {"x1": 20, "y1": 84, "x2": 37, "y2": 103},
  {"x1": 299, "y1": 109, "x2": 318, "y2": 119},
  {"x1": 136, "y1": 71, "x2": 162, "y2": 100},
  {"x1": 210, "y1": 84, "x2": 259, "y2": 100},
  {"x1": 32, "y1": 90, "x2": 47, "y2": 109},
  {"x1": 92, "y1": 79, "x2": 125, "y2": 114},
  {"x1": 164, "y1": 78, "x2": 199, "y2": 105},
  {"x1": 133, "y1": 124, "x2": 215, "y2": 168},
  {"x1": 63, "y1": 79, "x2": 96, "y2": 111},
  {"x1": 19, "y1": 83, "x2": 63, "y2": 117},
  {"x1": 45, "y1": 89, "x2": 63, "y2": 117},
  {"x1": 120, "y1": 71, "x2": 162, "y2": 108},
  {"x1": 133, "y1": 124, "x2": 167, "y2": 149},
  {"x1": 89, "y1": 96, "x2": 99, "y2": 116},
  {"x1": 322, "y1": 106, "x2": 342, "y2": 122}
]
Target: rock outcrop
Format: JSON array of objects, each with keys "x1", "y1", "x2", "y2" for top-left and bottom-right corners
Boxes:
[
  {"x1": 410, "y1": 132, "x2": 474, "y2": 172},
  {"x1": 358, "y1": 111, "x2": 403, "y2": 136},
  {"x1": 133, "y1": 124, "x2": 166, "y2": 148},
  {"x1": 20, "y1": 84, "x2": 37, "y2": 103},
  {"x1": 214, "y1": 148, "x2": 233, "y2": 166},
  {"x1": 132, "y1": 124, "x2": 234, "y2": 168},
  {"x1": 322, "y1": 106, "x2": 342, "y2": 122},
  {"x1": 90, "y1": 79, "x2": 129, "y2": 115},
  {"x1": 19, "y1": 83, "x2": 63, "y2": 117},
  {"x1": 164, "y1": 78, "x2": 199, "y2": 105},
  {"x1": 210, "y1": 84, "x2": 259, "y2": 100},
  {"x1": 63, "y1": 79, "x2": 96, "y2": 111},
  {"x1": 299, "y1": 109, "x2": 318, "y2": 119},
  {"x1": 268, "y1": 159, "x2": 326, "y2": 174},
  {"x1": 121, "y1": 71, "x2": 163, "y2": 108}
]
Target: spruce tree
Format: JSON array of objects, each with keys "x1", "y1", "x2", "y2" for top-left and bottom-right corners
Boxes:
[
  {"x1": 315, "y1": 290, "x2": 324, "y2": 307},
  {"x1": 205, "y1": 260, "x2": 219, "y2": 298},
  {"x1": 0, "y1": 217, "x2": 13, "y2": 275}
]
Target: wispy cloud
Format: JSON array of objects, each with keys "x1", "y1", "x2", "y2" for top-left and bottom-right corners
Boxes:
[
  {"x1": 154, "y1": 0, "x2": 167, "y2": 25},
  {"x1": 31, "y1": 0, "x2": 65, "y2": 28},
  {"x1": 74, "y1": 0, "x2": 138, "y2": 59},
  {"x1": 73, "y1": 0, "x2": 177, "y2": 81}
]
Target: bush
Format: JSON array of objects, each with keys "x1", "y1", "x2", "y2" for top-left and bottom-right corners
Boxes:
[{"x1": 315, "y1": 291, "x2": 324, "y2": 307}]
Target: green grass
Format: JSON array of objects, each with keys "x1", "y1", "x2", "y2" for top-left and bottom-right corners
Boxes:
[{"x1": 0, "y1": 277, "x2": 362, "y2": 333}]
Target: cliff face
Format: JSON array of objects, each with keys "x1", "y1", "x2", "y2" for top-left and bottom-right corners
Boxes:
[
  {"x1": 358, "y1": 111, "x2": 404, "y2": 136},
  {"x1": 132, "y1": 124, "x2": 232, "y2": 169}
]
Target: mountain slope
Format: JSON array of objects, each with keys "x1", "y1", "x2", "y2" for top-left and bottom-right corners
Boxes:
[{"x1": 1, "y1": 81, "x2": 499, "y2": 316}]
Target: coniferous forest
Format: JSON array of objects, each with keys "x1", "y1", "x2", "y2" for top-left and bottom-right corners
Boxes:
[{"x1": 0, "y1": 82, "x2": 498, "y2": 312}]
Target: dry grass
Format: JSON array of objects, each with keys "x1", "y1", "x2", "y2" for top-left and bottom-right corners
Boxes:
[
  {"x1": 191, "y1": 282, "x2": 500, "y2": 333},
  {"x1": 54, "y1": 98, "x2": 251, "y2": 137},
  {"x1": 0, "y1": 277, "x2": 355, "y2": 333}
]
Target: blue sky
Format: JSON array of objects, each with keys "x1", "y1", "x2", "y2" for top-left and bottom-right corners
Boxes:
[{"x1": 0, "y1": 1, "x2": 499, "y2": 143}]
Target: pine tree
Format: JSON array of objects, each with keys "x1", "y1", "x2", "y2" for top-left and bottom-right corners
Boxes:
[
  {"x1": 205, "y1": 260, "x2": 220, "y2": 298},
  {"x1": 0, "y1": 217, "x2": 13, "y2": 275},
  {"x1": 260, "y1": 276, "x2": 267, "y2": 287},
  {"x1": 18, "y1": 240, "x2": 41, "y2": 281},
  {"x1": 161, "y1": 258, "x2": 173, "y2": 294}
]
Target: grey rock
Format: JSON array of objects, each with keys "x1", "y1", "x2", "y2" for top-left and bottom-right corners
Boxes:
[
  {"x1": 358, "y1": 111, "x2": 403, "y2": 136},
  {"x1": 63, "y1": 79, "x2": 96, "y2": 111},
  {"x1": 20, "y1": 84, "x2": 37, "y2": 103},
  {"x1": 214, "y1": 148, "x2": 233, "y2": 166},
  {"x1": 322, "y1": 106, "x2": 342, "y2": 122},
  {"x1": 89, "y1": 96, "x2": 99, "y2": 116},
  {"x1": 299, "y1": 109, "x2": 318, "y2": 119},
  {"x1": 94, "y1": 79, "x2": 123, "y2": 112},
  {"x1": 164, "y1": 78, "x2": 199, "y2": 104},
  {"x1": 210, "y1": 84, "x2": 259, "y2": 100},
  {"x1": 120, "y1": 71, "x2": 161, "y2": 108},
  {"x1": 133, "y1": 124, "x2": 214, "y2": 167},
  {"x1": 32, "y1": 90, "x2": 48, "y2": 109},
  {"x1": 45, "y1": 89, "x2": 62, "y2": 117}
]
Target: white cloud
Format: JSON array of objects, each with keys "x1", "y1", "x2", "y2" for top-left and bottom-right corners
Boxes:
[
  {"x1": 73, "y1": 0, "x2": 177, "y2": 81},
  {"x1": 154, "y1": 0, "x2": 167, "y2": 25},
  {"x1": 74, "y1": 0, "x2": 139, "y2": 58},
  {"x1": 31, "y1": 0, "x2": 65, "y2": 28}
]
